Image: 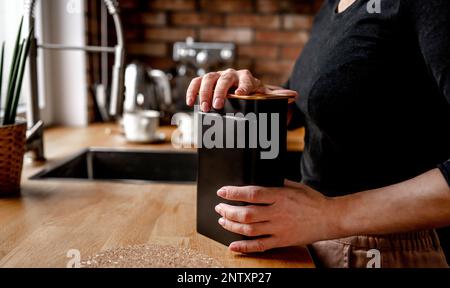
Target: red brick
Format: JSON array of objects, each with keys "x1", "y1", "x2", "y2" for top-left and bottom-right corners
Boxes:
[
  {"x1": 200, "y1": 0, "x2": 253, "y2": 13},
  {"x1": 313, "y1": 0, "x2": 326, "y2": 13},
  {"x1": 86, "y1": 19, "x2": 99, "y2": 34},
  {"x1": 124, "y1": 29, "x2": 140, "y2": 41},
  {"x1": 171, "y1": 12, "x2": 224, "y2": 27},
  {"x1": 257, "y1": 0, "x2": 315, "y2": 14},
  {"x1": 283, "y1": 15, "x2": 313, "y2": 30},
  {"x1": 149, "y1": 0, "x2": 196, "y2": 11},
  {"x1": 145, "y1": 28, "x2": 196, "y2": 42},
  {"x1": 144, "y1": 57, "x2": 176, "y2": 71},
  {"x1": 255, "y1": 30, "x2": 309, "y2": 45},
  {"x1": 127, "y1": 43, "x2": 167, "y2": 57},
  {"x1": 140, "y1": 12, "x2": 167, "y2": 26},
  {"x1": 120, "y1": 0, "x2": 140, "y2": 10},
  {"x1": 234, "y1": 58, "x2": 253, "y2": 71},
  {"x1": 238, "y1": 45, "x2": 279, "y2": 59},
  {"x1": 258, "y1": 74, "x2": 287, "y2": 86},
  {"x1": 256, "y1": 0, "x2": 281, "y2": 13},
  {"x1": 291, "y1": 1, "x2": 315, "y2": 14},
  {"x1": 226, "y1": 14, "x2": 281, "y2": 29},
  {"x1": 281, "y1": 46, "x2": 304, "y2": 60},
  {"x1": 200, "y1": 28, "x2": 253, "y2": 44},
  {"x1": 254, "y1": 60, "x2": 294, "y2": 75}
]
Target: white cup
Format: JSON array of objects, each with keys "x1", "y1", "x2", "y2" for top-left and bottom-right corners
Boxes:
[
  {"x1": 123, "y1": 110, "x2": 160, "y2": 143},
  {"x1": 171, "y1": 112, "x2": 195, "y2": 146}
]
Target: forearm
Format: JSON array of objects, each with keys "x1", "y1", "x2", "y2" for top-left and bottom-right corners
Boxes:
[{"x1": 330, "y1": 169, "x2": 450, "y2": 238}]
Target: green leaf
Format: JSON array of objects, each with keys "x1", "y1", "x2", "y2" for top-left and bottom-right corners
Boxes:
[
  {"x1": 3, "y1": 17, "x2": 23, "y2": 125},
  {"x1": 3, "y1": 43, "x2": 24, "y2": 125},
  {"x1": 0, "y1": 42, "x2": 5, "y2": 112},
  {"x1": 8, "y1": 26, "x2": 34, "y2": 124}
]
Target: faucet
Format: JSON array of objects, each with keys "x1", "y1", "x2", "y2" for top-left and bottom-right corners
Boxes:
[{"x1": 24, "y1": 0, "x2": 125, "y2": 161}]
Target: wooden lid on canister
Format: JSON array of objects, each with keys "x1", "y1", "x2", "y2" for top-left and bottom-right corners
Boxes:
[{"x1": 227, "y1": 93, "x2": 296, "y2": 100}]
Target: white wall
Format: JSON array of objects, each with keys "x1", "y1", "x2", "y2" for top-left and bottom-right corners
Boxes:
[
  {"x1": 0, "y1": 0, "x2": 88, "y2": 126},
  {"x1": 40, "y1": 0, "x2": 88, "y2": 126},
  {"x1": 0, "y1": 0, "x2": 26, "y2": 112}
]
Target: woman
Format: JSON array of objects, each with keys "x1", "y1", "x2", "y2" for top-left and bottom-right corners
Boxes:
[{"x1": 186, "y1": 0, "x2": 450, "y2": 268}]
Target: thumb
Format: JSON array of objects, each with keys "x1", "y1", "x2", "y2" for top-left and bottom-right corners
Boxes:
[{"x1": 265, "y1": 88, "x2": 298, "y2": 97}]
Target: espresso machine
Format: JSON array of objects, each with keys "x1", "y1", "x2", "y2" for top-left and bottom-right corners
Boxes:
[{"x1": 172, "y1": 38, "x2": 235, "y2": 112}]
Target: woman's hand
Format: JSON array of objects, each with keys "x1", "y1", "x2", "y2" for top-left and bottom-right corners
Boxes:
[
  {"x1": 215, "y1": 180, "x2": 338, "y2": 253},
  {"x1": 186, "y1": 69, "x2": 298, "y2": 112}
]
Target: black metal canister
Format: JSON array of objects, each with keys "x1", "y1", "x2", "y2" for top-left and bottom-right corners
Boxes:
[{"x1": 196, "y1": 94, "x2": 293, "y2": 246}]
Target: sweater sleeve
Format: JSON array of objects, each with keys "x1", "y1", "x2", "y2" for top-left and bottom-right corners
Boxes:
[
  {"x1": 403, "y1": 0, "x2": 450, "y2": 105},
  {"x1": 438, "y1": 159, "x2": 450, "y2": 187},
  {"x1": 405, "y1": 1, "x2": 450, "y2": 184}
]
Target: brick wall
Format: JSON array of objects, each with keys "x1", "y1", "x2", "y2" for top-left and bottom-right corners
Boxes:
[{"x1": 119, "y1": 0, "x2": 324, "y2": 86}]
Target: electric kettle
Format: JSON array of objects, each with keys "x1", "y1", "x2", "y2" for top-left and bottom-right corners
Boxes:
[{"x1": 124, "y1": 62, "x2": 172, "y2": 116}]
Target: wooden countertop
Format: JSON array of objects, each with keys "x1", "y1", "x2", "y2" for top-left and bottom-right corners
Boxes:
[
  {"x1": 0, "y1": 123, "x2": 312, "y2": 268},
  {"x1": 35, "y1": 123, "x2": 304, "y2": 156}
]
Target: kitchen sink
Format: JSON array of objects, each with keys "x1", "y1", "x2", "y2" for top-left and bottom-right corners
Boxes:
[
  {"x1": 30, "y1": 148, "x2": 198, "y2": 183},
  {"x1": 30, "y1": 148, "x2": 302, "y2": 184}
]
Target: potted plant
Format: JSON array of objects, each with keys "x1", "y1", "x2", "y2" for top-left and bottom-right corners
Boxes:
[{"x1": 0, "y1": 17, "x2": 33, "y2": 196}]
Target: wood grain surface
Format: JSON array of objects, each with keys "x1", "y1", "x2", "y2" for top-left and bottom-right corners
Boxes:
[{"x1": 0, "y1": 123, "x2": 312, "y2": 268}]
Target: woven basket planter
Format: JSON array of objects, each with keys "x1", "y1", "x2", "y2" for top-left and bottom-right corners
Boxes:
[{"x1": 0, "y1": 119, "x2": 26, "y2": 196}]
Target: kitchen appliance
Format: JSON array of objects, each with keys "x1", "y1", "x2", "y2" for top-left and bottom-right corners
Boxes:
[
  {"x1": 172, "y1": 38, "x2": 235, "y2": 112},
  {"x1": 196, "y1": 94, "x2": 295, "y2": 246},
  {"x1": 124, "y1": 62, "x2": 173, "y2": 121}
]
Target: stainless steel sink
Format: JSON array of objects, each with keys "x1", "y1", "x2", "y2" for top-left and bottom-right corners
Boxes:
[{"x1": 30, "y1": 148, "x2": 197, "y2": 184}]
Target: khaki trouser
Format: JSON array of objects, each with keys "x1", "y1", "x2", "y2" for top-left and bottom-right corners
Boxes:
[{"x1": 309, "y1": 230, "x2": 449, "y2": 268}]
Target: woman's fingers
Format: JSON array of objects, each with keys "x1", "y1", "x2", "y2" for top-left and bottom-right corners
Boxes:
[
  {"x1": 213, "y1": 71, "x2": 238, "y2": 109},
  {"x1": 218, "y1": 217, "x2": 271, "y2": 237},
  {"x1": 229, "y1": 237, "x2": 279, "y2": 253},
  {"x1": 264, "y1": 87, "x2": 299, "y2": 104},
  {"x1": 187, "y1": 69, "x2": 294, "y2": 110},
  {"x1": 215, "y1": 203, "x2": 271, "y2": 223},
  {"x1": 235, "y1": 69, "x2": 258, "y2": 95},
  {"x1": 186, "y1": 77, "x2": 202, "y2": 106},
  {"x1": 217, "y1": 186, "x2": 279, "y2": 204},
  {"x1": 199, "y1": 72, "x2": 221, "y2": 111},
  {"x1": 266, "y1": 89, "x2": 298, "y2": 97}
]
